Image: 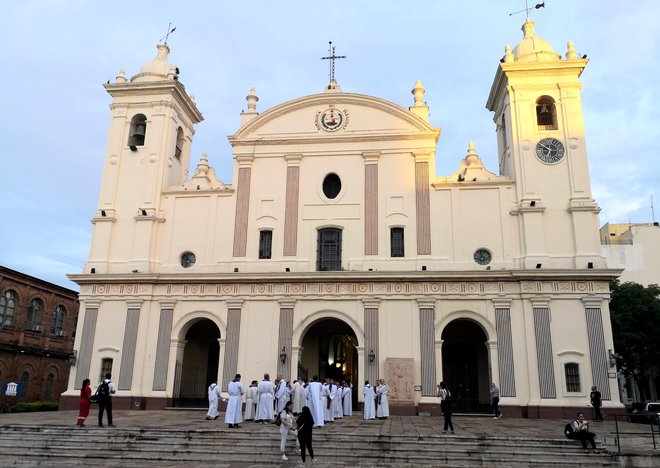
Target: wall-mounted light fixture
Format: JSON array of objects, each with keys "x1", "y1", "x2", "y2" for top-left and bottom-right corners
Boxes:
[
  {"x1": 368, "y1": 349, "x2": 375, "y2": 363},
  {"x1": 68, "y1": 350, "x2": 78, "y2": 366},
  {"x1": 141, "y1": 209, "x2": 148, "y2": 216},
  {"x1": 536, "y1": 263, "x2": 542, "y2": 269},
  {"x1": 587, "y1": 262, "x2": 594, "y2": 269},
  {"x1": 279, "y1": 346, "x2": 287, "y2": 364},
  {"x1": 530, "y1": 200, "x2": 536, "y2": 207},
  {"x1": 608, "y1": 349, "x2": 619, "y2": 368}
]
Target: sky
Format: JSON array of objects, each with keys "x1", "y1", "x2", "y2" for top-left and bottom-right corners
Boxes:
[{"x1": 1, "y1": 1, "x2": 658, "y2": 290}]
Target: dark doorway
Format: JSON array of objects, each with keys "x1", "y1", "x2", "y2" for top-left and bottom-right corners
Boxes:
[
  {"x1": 300, "y1": 318, "x2": 358, "y2": 407},
  {"x1": 172, "y1": 319, "x2": 220, "y2": 408},
  {"x1": 441, "y1": 319, "x2": 491, "y2": 413}
]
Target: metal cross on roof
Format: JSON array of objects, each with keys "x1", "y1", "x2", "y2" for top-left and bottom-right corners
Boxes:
[
  {"x1": 159, "y1": 23, "x2": 177, "y2": 44},
  {"x1": 509, "y1": 1, "x2": 545, "y2": 17},
  {"x1": 321, "y1": 41, "x2": 346, "y2": 84}
]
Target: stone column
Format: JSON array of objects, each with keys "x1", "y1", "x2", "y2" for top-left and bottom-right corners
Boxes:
[
  {"x1": 118, "y1": 299, "x2": 143, "y2": 391},
  {"x1": 532, "y1": 299, "x2": 556, "y2": 399},
  {"x1": 222, "y1": 299, "x2": 243, "y2": 390},
  {"x1": 283, "y1": 154, "x2": 302, "y2": 257},
  {"x1": 417, "y1": 299, "x2": 436, "y2": 397},
  {"x1": 74, "y1": 300, "x2": 99, "y2": 389},
  {"x1": 153, "y1": 300, "x2": 175, "y2": 391},
  {"x1": 583, "y1": 298, "x2": 611, "y2": 400},
  {"x1": 277, "y1": 299, "x2": 296, "y2": 381},
  {"x1": 413, "y1": 152, "x2": 432, "y2": 255},
  {"x1": 494, "y1": 299, "x2": 516, "y2": 397},
  {"x1": 363, "y1": 298, "x2": 380, "y2": 386}
]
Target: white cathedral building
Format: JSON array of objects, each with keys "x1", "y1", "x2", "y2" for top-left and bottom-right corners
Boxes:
[{"x1": 62, "y1": 19, "x2": 623, "y2": 418}]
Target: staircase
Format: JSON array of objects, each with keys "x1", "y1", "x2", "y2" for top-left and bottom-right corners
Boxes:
[{"x1": 0, "y1": 422, "x2": 619, "y2": 467}]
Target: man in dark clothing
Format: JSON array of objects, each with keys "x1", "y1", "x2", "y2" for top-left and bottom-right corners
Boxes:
[
  {"x1": 98, "y1": 373, "x2": 117, "y2": 427},
  {"x1": 590, "y1": 385, "x2": 603, "y2": 421}
]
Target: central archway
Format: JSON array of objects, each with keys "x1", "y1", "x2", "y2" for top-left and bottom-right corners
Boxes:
[
  {"x1": 173, "y1": 319, "x2": 220, "y2": 407},
  {"x1": 441, "y1": 318, "x2": 491, "y2": 413},
  {"x1": 299, "y1": 318, "x2": 359, "y2": 406}
]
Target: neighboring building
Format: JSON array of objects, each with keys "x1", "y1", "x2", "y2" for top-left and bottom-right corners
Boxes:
[
  {"x1": 0, "y1": 266, "x2": 78, "y2": 405},
  {"x1": 600, "y1": 222, "x2": 660, "y2": 403},
  {"x1": 61, "y1": 19, "x2": 623, "y2": 418},
  {"x1": 601, "y1": 222, "x2": 660, "y2": 287}
]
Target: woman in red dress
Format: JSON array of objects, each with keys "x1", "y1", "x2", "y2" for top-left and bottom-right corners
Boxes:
[{"x1": 77, "y1": 379, "x2": 92, "y2": 427}]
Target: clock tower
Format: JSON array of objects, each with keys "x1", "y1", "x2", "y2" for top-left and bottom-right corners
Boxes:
[{"x1": 486, "y1": 19, "x2": 603, "y2": 270}]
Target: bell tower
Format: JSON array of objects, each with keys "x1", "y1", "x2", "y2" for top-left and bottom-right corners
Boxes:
[
  {"x1": 486, "y1": 19, "x2": 602, "y2": 270},
  {"x1": 86, "y1": 44, "x2": 203, "y2": 274}
]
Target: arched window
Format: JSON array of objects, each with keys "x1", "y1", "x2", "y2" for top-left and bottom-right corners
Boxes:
[
  {"x1": 50, "y1": 305, "x2": 66, "y2": 336},
  {"x1": 0, "y1": 289, "x2": 17, "y2": 327},
  {"x1": 26, "y1": 298, "x2": 43, "y2": 332},
  {"x1": 536, "y1": 96, "x2": 557, "y2": 130},
  {"x1": 128, "y1": 114, "x2": 147, "y2": 147},
  {"x1": 175, "y1": 126, "x2": 184, "y2": 160},
  {"x1": 317, "y1": 228, "x2": 342, "y2": 271},
  {"x1": 44, "y1": 373, "x2": 55, "y2": 401},
  {"x1": 564, "y1": 363, "x2": 581, "y2": 392}
]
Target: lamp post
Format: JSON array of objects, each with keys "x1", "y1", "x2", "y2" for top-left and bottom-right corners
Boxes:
[
  {"x1": 368, "y1": 349, "x2": 375, "y2": 363},
  {"x1": 279, "y1": 346, "x2": 287, "y2": 364}
]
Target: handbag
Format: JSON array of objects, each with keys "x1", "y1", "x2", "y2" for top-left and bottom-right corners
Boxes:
[{"x1": 89, "y1": 391, "x2": 99, "y2": 403}]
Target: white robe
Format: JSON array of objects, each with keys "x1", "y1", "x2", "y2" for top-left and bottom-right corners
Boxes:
[
  {"x1": 342, "y1": 386, "x2": 353, "y2": 416},
  {"x1": 206, "y1": 383, "x2": 221, "y2": 418},
  {"x1": 292, "y1": 381, "x2": 305, "y2": 414},
  {"x1": 322, "y1": 383, "x2": 335, "y2": 422},
  {"x1": 256, "y1": 379, "x2": 274, "y2": 421},
  {"x1": 376, "y1": 383, "x2": 390, "y2": 418},
  {"x1": 244, "y1": 385, "x2": 258, "y2": 420},
  {"x1": 363, "y1": 384, "x2": 376, "y2": 420},
  {"x1": 305, "y1": 381, "x2": 324, "y2": 427},
  {"x1": 334, "y1": 386, "x2": 344, "y2": 418},
  {"x1": 275, "y1": 379, "x2": 288, "y2": 413},
  {"x1": 225, "y1": 380, "x2": 245, "y2": 424}
]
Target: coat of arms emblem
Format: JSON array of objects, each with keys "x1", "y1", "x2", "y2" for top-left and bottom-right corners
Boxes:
[{"x1": 316, "y1": 107, "x2": 348, "y2": 132}]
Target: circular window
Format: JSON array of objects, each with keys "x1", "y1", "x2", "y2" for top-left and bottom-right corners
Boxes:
[
  {"x1": 322, "y1": 173, "x2": 342, "y2": 199},
  {"x1": 473, "y1": 249, "x2": 492, "y2": 266},
  {"x1": 180, "y1": 252, "x2": 196, "y2": 268}
]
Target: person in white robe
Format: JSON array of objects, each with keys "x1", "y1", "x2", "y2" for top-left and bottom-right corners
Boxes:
[
  {"x1": 334, "y1": 380, "x2": 343, "y2": 419},
  {"x1": 305, "y1": 376, "x2": 324, "y2": 427},
  {"x1": 363, "y1": 381, "x2": 376, "y2": 420},
  {"x1": 342, "y1": 382, "x2": 353, "y2": 416},
  {"x1": 322, "y1": 379, "x2": 335, "y2": 423},
  {"x1": 292, "y1": 379, "x2": 305, "y2": 414},
  {"x1": 376, "y1": 379, "x2": 390, "y2": 419},
  {"x1": 275, "y1": 376, "x2": 288, "y2": 414},
  {"x1": 256, "y1": 373, "x2": 275, "y2": 423},
  {"x1": 206, "y1": 382, "x2": 221, "y2": 420},
  {"x1": 225, "y1": 374, "x2": 245, "y2": 427},
  {"x1": 244, "y1": 380, "x2": 258, "y2": 421}
]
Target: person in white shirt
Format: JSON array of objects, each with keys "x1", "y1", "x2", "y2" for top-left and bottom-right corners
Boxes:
[
  {"x1": 362, "y1": 381, "x2": 376, "y2": 420},
  {"x1": 97, "y1": 373, "x2": 117, "y2": 427},
  {"x1": 436, "y1": 381, "x2": 453, "y2": 433},
  {"x1": 278, "y1": 401, "x2": 300, "y2": 461},
  {"x1": 570, "y1": 412, "x2": 597, "y2": 452},
  {"x1": 321, "y1": 379, "x2": 336, "y2": 423},
  {"x1": 256, "y1": 374, "x2": 275, "y2": 423},
  {"x1": 225, "y1": 374, "x2": 245, "y2": 428},
  {"x1": 334, "y1": 383, "x2": 344, "y2": 419}
]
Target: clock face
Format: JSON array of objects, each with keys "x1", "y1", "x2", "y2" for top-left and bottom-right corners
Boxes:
[
  {"x1": 473, "y1": 249, "x2": 492, "y2": 266},
  {"x1": 180, "y1": 252, "x2": 196, "y2": 268},
  {"x1": 535, "y1": 138, "x2": 565, "y2": 164}
]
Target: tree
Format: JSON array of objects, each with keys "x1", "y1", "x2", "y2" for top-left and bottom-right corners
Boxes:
[{"x1": 609, "y1": 280, "x2": 660, "y2": 401}]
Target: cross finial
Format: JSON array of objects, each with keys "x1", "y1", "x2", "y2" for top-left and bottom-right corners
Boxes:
[
  {"x1": 508, "y1": 1, "x2": 545, "y2": 17},
  {"x1": 321, "y1": 41, "x2": 346, "y2": 84},
  {"x1": 159, "y1": 22, "x2": 177, "y2": 44}
]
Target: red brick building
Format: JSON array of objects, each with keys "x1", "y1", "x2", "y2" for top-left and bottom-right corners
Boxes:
[{"x1": 0, "y1": 266, "x2": 78, "y2": 405}]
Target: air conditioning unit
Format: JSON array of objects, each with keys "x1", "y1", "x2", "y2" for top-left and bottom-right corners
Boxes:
[
  {"x1": 56, "y1": 330, "x2": 66, "y2": 337},
  {"x1": 32, "y1": 325, "x2": 43, "y2": 332}
]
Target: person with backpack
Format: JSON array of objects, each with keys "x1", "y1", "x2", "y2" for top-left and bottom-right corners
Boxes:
[
  {"x1": 97, "y1": 373, "x2": 116, "y2": 427},
  {"x1": 568, "y1": 412, "x2": 598, "y2": 453},
  {"x1": 437, "y1": 381, "x2": 454, "y2": 433}
]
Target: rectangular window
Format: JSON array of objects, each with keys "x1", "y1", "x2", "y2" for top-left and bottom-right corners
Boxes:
[
  {"x1": 390, "y1": 227, "x2": 405, "y2": 257},
  {"x1": 565, "y1": 363, "x2": 581, "y2": 392},
  {"x1": 100, "y1": 358, "x2": 113, "y2": 384},
  {"x1": 259, "y1": 230, "x2": 273, "y2": 259},
  {"x1": 317, "y1": 228, "x2": 342, "y2": 271}
]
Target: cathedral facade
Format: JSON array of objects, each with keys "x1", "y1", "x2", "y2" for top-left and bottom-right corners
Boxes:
[{"x1": 61, "y1": 19, "x2": 622, "y2": 418}]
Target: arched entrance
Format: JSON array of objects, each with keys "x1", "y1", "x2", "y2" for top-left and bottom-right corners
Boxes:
[
  {"x1": 441, "y1": 319, "x2": 491, "y2": 413},
  {"x1": 173, "y1": 319, "x2": 220, "y2": 407},
  {"x1": 299, "y1": 318, "x2": 358, "y2": 406}
]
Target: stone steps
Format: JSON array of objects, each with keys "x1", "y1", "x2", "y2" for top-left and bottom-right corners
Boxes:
[{"x1": 0, "y1": 424, "x2": 617, "y2": 467}]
